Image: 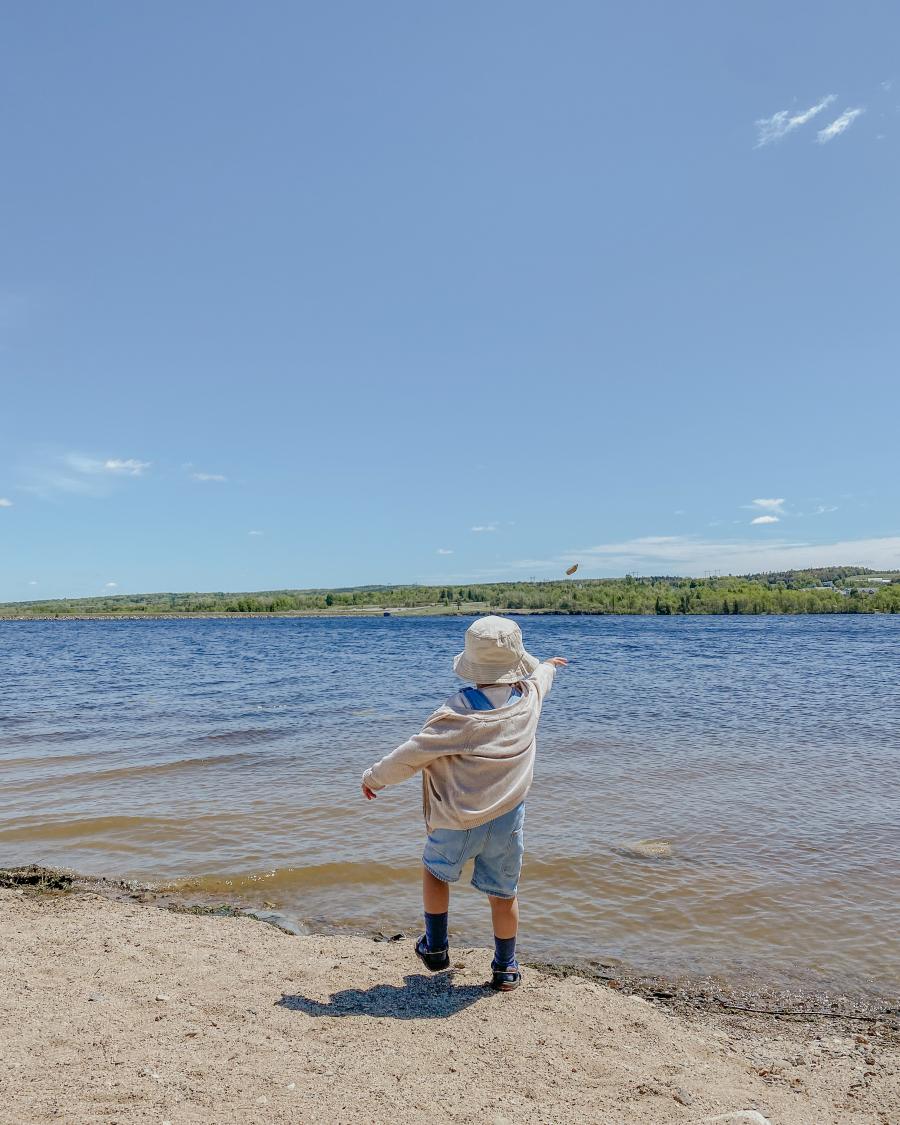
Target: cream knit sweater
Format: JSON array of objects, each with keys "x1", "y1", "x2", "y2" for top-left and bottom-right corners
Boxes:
[{"x1": 362, "y1": 662, "x2": 556, "y2": 830}]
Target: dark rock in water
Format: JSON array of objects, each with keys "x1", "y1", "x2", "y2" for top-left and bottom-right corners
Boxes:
[
  {"x1": 614, "y1": 839, "x2": 674, "y2": 861},
  {"x1": 0, "y1": 865, "x2": 73, "y2": 891}
]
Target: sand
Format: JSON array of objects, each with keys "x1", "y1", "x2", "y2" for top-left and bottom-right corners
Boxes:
[{"x1": 1, "y1": 886, "x2": 897, "y2": 1125}]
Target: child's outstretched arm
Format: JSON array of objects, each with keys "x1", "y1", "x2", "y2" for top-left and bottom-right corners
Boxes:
[
  {"x1": 361, "y1": 714, "x2": 463, "y2": 801},
  {"x1": 527, "y1": 656, "x2": 568, "y2": 701}
]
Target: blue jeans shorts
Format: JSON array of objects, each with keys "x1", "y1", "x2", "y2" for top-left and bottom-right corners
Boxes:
[{"x1": 422, "y1": 801, "x2": 525, "y2": 899}]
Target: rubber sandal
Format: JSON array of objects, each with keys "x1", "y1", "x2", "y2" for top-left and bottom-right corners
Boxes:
[
  {"x1": 490, "y1": 965, "x2": 522, "y2": 992},
  {"x1": 414, "y1": 934, "x2": 450, "y2": 973}
]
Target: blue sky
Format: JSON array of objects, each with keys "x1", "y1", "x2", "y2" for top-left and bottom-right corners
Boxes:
[{"x1": 2, "y1": 2, "x2": 899, "y2": 601}]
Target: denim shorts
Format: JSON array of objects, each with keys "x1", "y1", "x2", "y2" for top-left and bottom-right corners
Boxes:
[{"x1": 422, "y1": 801, "x2": 526, "y2": 899}]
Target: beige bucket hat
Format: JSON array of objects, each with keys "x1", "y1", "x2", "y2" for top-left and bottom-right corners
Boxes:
[{"x1": 453, "y1": 615, "x2": 540, "y2": 685}]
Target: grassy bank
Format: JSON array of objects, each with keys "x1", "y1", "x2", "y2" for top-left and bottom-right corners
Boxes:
[{"x1": 2, "y1": 567, "x2": 899, "y2": 618}]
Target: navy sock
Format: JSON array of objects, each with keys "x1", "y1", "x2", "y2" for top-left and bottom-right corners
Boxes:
[
  {"x1": 493, "y1": 934, "x2": 517, "y2": 970},
  {"x1": 424, "y1": 911, "x2": 448, "y2": 952}
]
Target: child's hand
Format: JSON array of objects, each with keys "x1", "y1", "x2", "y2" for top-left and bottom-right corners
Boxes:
[
  {"x1": 547, "y1": 656, "x2": 568, "y2": 667},
  {"x1": 362, "y1": 783, "x2": 377, "y2": 800}
]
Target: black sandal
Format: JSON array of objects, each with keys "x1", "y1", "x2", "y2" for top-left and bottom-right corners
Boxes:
[
  {"x1": 414, "y1": 934, "x2": 450, "y2": 973},
  {"x1": 489, "y1": 964, "x2": 522, "y2": 992}
]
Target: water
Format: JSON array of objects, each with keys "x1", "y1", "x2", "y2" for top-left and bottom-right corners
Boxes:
[{"x1": 1, "y1": 616, "x2": 897, "y2": 995}]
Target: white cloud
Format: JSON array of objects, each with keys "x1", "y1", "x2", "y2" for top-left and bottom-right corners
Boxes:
[
  {"x1": 191, "y1": 472, "x2": 227, "y2": 482},
  {"x1": 817, "y1": 107, "x2": 864, "y2": 143},
  {"x1": 471, "y1": 524, "x2": 497, "y2": 533},
  {"x1": 751, "y1": 498, "x2": 786, "y2": 514},
  {"x1": 105, "y1": 458, "x2": 149, "y2": 475},
  {"x1": 104, "y1": 582, "x2": 118, "y2": 589},
  {"x1": 28, "y1": 580, "x2": 37, "y2": 585},
  {"x1": 436, "y1": 548, "x2": 453, "y2": 555},
  {"x1": 19, "y1": 451, "x2": 151, "y2": 499},
  {"x1": 814, "y1": 504, "x2": 838, "y2": 515},
  {"x1": 248, "y1": 530, "x2": 264, "y2": 536},
  {"x1": 751, "y1": 515, "x2": 779, "y2": 525},
  {"x1": 512, "y1": 534, "x2": 900, "y2": 577},
  {"x1": 65, "y1": 455, "x2": 150, "y2": 476},
  {"x1": 755, "y1": 94, "x2": 836, "y2": 147},
  {"x1": 881, "y1": 79, "x2": 894, "y2": 92},
  {"x1": 0, "y1": 498, "x2": 12, "y2": 507}
]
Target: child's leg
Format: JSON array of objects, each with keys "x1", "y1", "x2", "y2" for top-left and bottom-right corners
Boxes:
[
  {"x1": 422, "y1": 865, "x2": 450, "y2": 952},
  {"x1": 488, "y1": 893, "x2": 518, "y2": 938},
  {"x1": 489, "y1": 894, "x2": 519, "y2": 968},
  {"x1": 422, "y1": 865, "x2": 450, "y2": 914}
]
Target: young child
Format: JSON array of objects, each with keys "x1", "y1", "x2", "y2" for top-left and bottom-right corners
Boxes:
[{"x1": 361, "y1": 615, "x2": 566, "y2": 992}]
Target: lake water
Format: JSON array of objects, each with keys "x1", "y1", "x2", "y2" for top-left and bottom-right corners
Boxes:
[{"x1": 1, "y1": 615, "x2": 897, "y2": 995}]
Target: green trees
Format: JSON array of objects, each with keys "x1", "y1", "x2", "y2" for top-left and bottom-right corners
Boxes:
[{"x1": 4, "y1": 568, "x2": 900, "y2": 617}]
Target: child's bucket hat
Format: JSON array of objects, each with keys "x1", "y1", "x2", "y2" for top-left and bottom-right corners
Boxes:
[{"x1": 453, "y1": 615, "x2": 539, "y2": 685}]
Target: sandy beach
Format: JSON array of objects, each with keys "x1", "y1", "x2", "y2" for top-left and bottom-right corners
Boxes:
[{"x1": 1, "y1": 881, "x2": 897, "y2": 1125}]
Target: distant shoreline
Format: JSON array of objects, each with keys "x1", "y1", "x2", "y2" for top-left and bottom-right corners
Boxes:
[
  {"x1": 3, "y1": 568, "x2": 897, "y2": 619},
  {"x1": 8, "y1": 609, "x2": 509, "y2": 621},
  {"x1": 1, "y1": 608, "x2": 898, "y2": 621}
]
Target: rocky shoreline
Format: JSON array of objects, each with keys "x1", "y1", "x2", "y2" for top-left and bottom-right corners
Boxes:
[
  {"x1": 1, "y1": 867, "x2": 897, "y2": 1123},
  {"x1": 4, "y1": 866, "x2": 897, "y2": 1030}
]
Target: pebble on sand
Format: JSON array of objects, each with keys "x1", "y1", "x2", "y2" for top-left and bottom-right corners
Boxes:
[{"x1": 703, "y1": 1113, "x2": 773, "y2": 1125}]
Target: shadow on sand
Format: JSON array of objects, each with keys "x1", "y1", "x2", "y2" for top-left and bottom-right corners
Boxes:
[{"x1": 277, "y1": 971, "x2": 491, "y2": 1020}]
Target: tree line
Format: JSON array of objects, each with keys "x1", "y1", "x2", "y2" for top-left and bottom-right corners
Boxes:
[{"x1": 3, "y1": 567, "x2": 899, "y2": 616}]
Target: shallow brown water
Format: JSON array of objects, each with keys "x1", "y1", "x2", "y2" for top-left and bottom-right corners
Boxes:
[{"x1": 1, "y1": 616, "x2": 897, "y2": 995}]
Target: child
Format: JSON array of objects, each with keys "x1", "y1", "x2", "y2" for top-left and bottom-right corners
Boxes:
[{"x1": 361, "y1": 615, "x2": 566, "y2": 992}]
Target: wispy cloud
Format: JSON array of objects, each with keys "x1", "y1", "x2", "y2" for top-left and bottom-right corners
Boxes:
[
  {"x1": 104, "y1": 582, "x2": 118, "y2": 589},
  {"x1": 751, "y1": 515, "x2": 779, "y2": 525},
  {"x1": 750, "y1": 498, "x2": 786, "y2": 514},
  {"x1": 814, "y1": 504, "x2": 838, "y2": 515},
  {"x1": 18, "y1": 451, "x2": 151, "y2": 499},
  {"x1": 471, "y1": 524, "x2": 497, "y2": 533},
  {"x1": 66, "y1": 455, "x2": 150, "y2": 476},
  {"x1": 0, "y1": 498, "x2": 12, "y2": 508},
  {"x1": 755, "y1": 94, "x2": 836, "y2": 147},
  {"x1": 509, "y1": 534, "x2": 900, "y2": 577},
  {"x1": 248, "y1": 530, "x2": 264, "y2": 536},
  {"x1": 191, "y1": 472, "x2": 227, "y2": 483},
  {"x1": 817, "y1": 107, "x2": 864, "y2": 143},
  {"x1": 103, "y1": 458, "x2": 150, "y2": 475},
  {"x1": 436, "y1": 548, "x2": 453, "y2": 555}
]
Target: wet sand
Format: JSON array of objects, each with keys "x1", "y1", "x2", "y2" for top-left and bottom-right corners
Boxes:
[{"x1": 1, "y1": 876, "x2": 897, "y2": 1124}]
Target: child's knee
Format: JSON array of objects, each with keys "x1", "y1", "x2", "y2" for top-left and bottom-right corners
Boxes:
[{"x1": 489, "y1": 893, "x2": 516, "y2": 907}]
